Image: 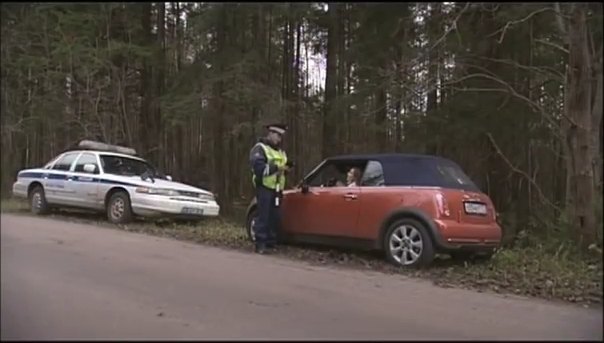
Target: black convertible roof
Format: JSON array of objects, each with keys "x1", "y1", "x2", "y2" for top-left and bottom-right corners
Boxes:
[
  {"x1": 323, "y1": 153, "x2": 480, "y2": 192},
  {"x1": 326, "y1": 153, "x2": 447, "y2": 162}
]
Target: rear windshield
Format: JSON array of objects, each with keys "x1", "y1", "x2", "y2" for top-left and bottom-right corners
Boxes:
[
  {"x1": 433, "y1": 161, "x2": 479, "y2": 191},
  {"x1": 385, "y1": 157, "x2": 480, "y2": 192}
]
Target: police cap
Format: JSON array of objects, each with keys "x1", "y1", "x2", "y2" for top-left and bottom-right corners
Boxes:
[{"x1": 266, "y1": 123, "x2": 287, "y2": 135}]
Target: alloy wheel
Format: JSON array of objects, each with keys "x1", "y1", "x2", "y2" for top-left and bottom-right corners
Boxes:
[{"x1": 388, "y1": 224, "x2": 424, "y2": 266}]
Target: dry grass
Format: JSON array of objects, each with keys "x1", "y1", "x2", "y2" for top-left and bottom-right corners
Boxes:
[{"x1": 2, "y1": 197, "x2": 602, "y2": 307}]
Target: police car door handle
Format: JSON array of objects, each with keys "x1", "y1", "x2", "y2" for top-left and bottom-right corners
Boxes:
[{"x1": 343, "y1": 193, "x2": 358, "y2": 200}]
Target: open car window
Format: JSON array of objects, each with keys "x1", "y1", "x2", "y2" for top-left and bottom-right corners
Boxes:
[
  {"x1": 306, "y1": 160, "x2": 369, "y2": 188},
  {"x1": 307, "y1": 163, "x2": 344, "y2": 187}
]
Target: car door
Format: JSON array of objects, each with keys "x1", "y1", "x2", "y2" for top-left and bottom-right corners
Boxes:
[
  {"x1": 44, "y1": 152, "x2": 80, "y2": 205},
  {"x1": 70, "y1": 152, "x2": 102, "y2": 209},
  {"x1": 287, "y1": 161, "x2": 361, "y2": 238}
]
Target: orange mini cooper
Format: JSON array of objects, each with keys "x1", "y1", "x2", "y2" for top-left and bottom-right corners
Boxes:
[{"x1": 245, "y1": 154, "x2": 502, "y2": 267}]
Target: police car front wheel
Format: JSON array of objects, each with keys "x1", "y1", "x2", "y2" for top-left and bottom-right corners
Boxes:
[{"x1": 107, "y1": 191, "x2": 133, "y2": 224}]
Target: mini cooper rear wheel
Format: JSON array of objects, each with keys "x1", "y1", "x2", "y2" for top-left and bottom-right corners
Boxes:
[
  {"x1": 107, "y1": 191, "x2": 133, "y2": 224},
  {"x1": 384, "y1": 218, "x2": 435, "y2": 268},
  {"x1": 29, "y1": 186, "x2": 50, "y2": 215}
]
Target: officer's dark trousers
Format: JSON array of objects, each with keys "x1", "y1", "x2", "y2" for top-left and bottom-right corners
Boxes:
[{"x1": 253, "y1": 186, "x2": 280, "y2": 247}]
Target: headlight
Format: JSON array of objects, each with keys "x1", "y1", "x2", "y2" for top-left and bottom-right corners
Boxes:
[
  {"x1": 135, "y1": 187, "x2": 178, "y2": 196},
  {"x1": 199, "y1": 193, "x2": 215, "y2": 201}
]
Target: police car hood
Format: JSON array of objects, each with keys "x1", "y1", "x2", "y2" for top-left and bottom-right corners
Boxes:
[{"x1": 122, "y1": 176, "x2": 213, "y2": 195}]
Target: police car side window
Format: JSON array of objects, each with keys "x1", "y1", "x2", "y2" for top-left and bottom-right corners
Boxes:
[
  {"x1": 52, "y1": 153, "x2": 78, "y2": 171},
  {"x1": 74, "y1": 153, "x2": 99, "y2": 174}
]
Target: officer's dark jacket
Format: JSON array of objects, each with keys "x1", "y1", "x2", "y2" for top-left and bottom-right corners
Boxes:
[{"x1": 249, "y1": 138, "x2": 280, "y2": 186}]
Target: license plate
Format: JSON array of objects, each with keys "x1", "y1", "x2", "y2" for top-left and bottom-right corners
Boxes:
[
  {"x1": 464, "y1": 202, "x2": 487, "y2": 215},
  {"x1": 181, "y1": 207, "x2": 204, "y2": 215}
]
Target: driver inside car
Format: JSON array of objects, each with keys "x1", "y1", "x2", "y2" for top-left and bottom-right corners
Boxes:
[
  {"x1": 333, "y1": 167, "x2": 362, "y2": 187},
  {"x1": 346, "y1": 167, "x2": 361, "y2": 186}
]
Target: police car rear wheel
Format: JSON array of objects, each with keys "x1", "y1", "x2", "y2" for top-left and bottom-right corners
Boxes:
[
  {"x1": 107, "y1": 191, "x2": 133, "y2": 224},
  {"x1": 29, "y1": 186, "x2": 50, "y2": 215}
]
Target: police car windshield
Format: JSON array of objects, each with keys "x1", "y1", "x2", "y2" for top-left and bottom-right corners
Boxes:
[{"x1": 100, "y1": 155, "x2": 161, "y2": 178}]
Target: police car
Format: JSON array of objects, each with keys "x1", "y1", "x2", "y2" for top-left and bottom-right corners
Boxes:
[{"x1": 12, "y1": 140, "x2": 220, "y2": 224}]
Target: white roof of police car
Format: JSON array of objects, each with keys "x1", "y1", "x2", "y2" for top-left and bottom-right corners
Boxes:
[
  {"x1": 64, "y1": 150, "x2": 146, "y2": 161},
  {"x1": 44, "y1": 150, "x2": 147, "y2": 169}
]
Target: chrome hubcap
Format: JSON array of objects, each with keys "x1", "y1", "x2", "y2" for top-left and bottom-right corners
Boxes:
[
  {"x1": 389, "y1": 225, "x2": 423, "y2": 266},
  {"x1": 32, "y1": 193, "x2": 42, "y2": 210},
  {"x1": 111, "y1": 199, "x2": 125, "y2": 219}
]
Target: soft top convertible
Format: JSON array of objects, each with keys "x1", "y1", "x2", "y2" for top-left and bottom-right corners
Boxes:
[{"x1": 327, "y1": 153, "x2": 480, "y2": 192}]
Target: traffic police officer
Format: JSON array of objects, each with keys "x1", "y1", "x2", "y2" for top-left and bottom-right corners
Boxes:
[{"x1": 249, "y1": 123, "x2": 290, "y2": 254}]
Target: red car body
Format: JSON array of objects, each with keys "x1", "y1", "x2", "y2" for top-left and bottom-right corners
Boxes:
[{"x1": 246, "y1": 154, "x2": 502, "y2": 267}]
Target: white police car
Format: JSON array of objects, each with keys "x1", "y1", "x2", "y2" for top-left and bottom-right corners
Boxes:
[{"x1": 12, "y1": 140, "x2": 220, "y2": 224}]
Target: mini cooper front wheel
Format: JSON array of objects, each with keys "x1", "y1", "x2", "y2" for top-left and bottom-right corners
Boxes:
[
  {"x1": 107, "y1": 191, "x2": 133, "y2": 224},
  {"x1": 29, "y1": 186, "x2": 50, "y2": 215},
  {"x1": 384, "y1": 218, "x2": 435, "y2": 268},
  {"x1": 246, "y1": 209, "x2": 257, "y2": 243}
]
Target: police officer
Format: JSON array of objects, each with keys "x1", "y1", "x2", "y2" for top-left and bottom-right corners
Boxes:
[{"x1": 249, "y1": 123, "x2": 290, "y2": 254}]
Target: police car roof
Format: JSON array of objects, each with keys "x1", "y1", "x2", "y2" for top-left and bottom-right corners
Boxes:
[{"x1": 65, "y1": 150, "x2": 146, "y2": 161}]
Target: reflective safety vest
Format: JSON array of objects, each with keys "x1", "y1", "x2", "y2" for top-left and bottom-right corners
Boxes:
[{"x1": 252, "y1": 143, "x2": 288, "y2": 190}]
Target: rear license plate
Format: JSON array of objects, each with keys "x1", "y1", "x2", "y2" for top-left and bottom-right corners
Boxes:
[
  {"x1": 464, "y1": 202, "x2": 487, "y2": 215},
  {"x1": 181, "y1": 207, "x2": 204, "y2": 215}
]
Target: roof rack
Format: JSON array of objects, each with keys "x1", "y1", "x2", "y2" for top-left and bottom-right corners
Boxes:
[{"x1": 78, "y1": 140, "x2": 137, "y2": 156}]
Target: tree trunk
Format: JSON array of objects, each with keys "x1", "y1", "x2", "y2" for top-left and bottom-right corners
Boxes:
[
  {"x1": 139, "y1": 3, "x2": 153, "y2": 158},
  {"x1": 322, "y1": 4, "x2": 338, "y2": 158},
  {"x1": 374, "y1": 87, "x2": 388, "y2": 152},
  {"x1": 565, "y1": 4, "x2": 597, "y2": 247}
]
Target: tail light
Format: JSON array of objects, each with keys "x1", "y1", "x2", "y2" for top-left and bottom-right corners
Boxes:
[{"x1": 435, "y1": 192, "x2": 450, "y2": 217}]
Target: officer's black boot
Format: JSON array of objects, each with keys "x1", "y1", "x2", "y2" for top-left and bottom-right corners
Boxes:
[{"x1": 255, "y1": 243, "x2": 269, "y2": 255}]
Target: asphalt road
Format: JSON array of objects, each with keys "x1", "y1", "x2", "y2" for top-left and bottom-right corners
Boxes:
[{"x1": 1, "y1": 214, "x2": 602, "y2": 340}]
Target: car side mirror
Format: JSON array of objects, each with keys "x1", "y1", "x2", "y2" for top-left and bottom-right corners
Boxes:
[
  {"x1": 301, "y1": 183, "x2": 309, "y2": 194},
  {"x1": 83, "y1": 164, "x2": 96, "y2": 174},
  {"x1": 166, "y1": 175, "x2": 173, "y2": 181}
]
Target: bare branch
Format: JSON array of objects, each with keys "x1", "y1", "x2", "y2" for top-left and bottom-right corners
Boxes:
[
  {"x1": 486, "y1": 7, "x2": 553, "y2": 44},
  {"x1": 443, "y1": 71, "x2": 578, "y2": 129},
  {"x1": 535, "y1": 38, "x2": 569, "y2": 54},
  {"x1": 554, "y1": 3, "x2": 569, "y2": 43},
  {"x1": 468, "y1": 54, "x2": 565, "y2": 80},
  {"x1": 486, "y1": 132, "x2": 563, "y2": 213},
  {"x1": 426, "y1": 2, "x2": 470, "y2": 52}
]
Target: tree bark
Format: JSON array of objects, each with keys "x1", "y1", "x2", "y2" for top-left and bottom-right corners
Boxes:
[
  {"x1": 322, "y1": 4, "x2": 338, "y2": 158},
  {"x1": 565, "y1": 4, "x2": 597, "y2": 247}
]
